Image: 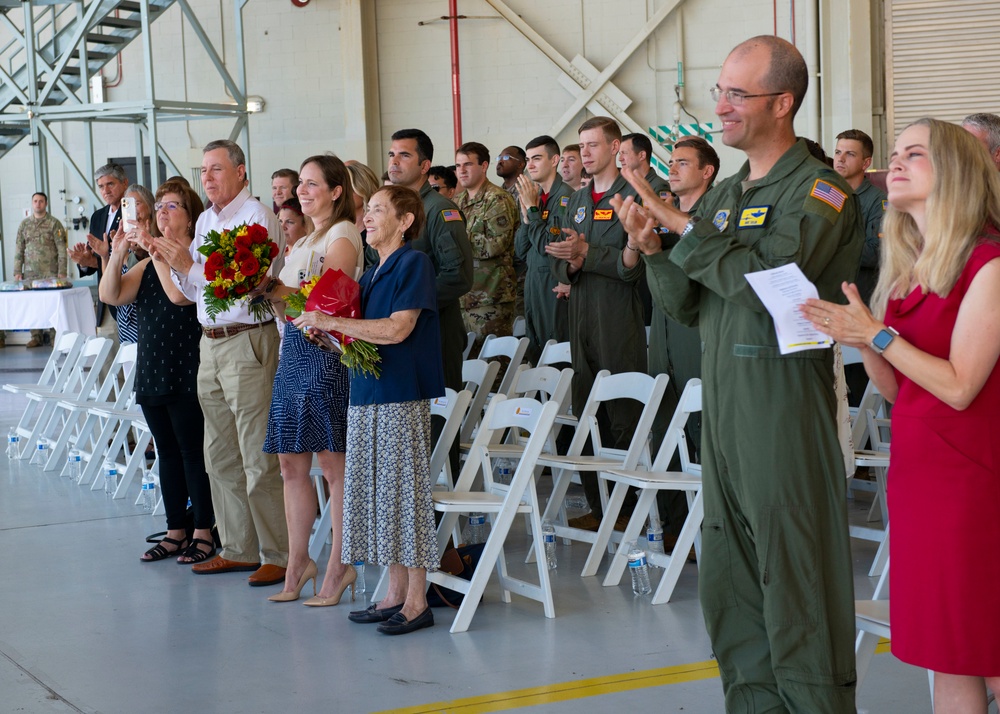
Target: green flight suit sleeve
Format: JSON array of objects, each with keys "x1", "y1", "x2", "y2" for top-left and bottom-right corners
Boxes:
[
  {"x1": 549, "y1": 207, "x2": 576, "y2": 285},
  {"x1": 426, "y1": 210, "x2": 474, "y2": 307},
  {"x1": 515, "y1": 211, "x2": 547, "y2": 261},
  {"x1": 859, "y1": 199, "x2": 884, "y2": 270},
  {"x1": 582, "y1": 235, "x2": 637, "y2": 282},
  {"x1": 645, "y1": 247, "x2": 701, "y2": 327},
  {"x1": 669, "y1": 196, "x2": 860, "y2": 314}
]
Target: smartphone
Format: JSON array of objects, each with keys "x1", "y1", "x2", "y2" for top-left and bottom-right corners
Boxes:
[{"x1": 121, "y1": 196, "x2": 137, "y2": 228}]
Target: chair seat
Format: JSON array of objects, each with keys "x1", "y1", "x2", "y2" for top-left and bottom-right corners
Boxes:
[
  {"x1": 433, "y1": 491, "x2": 531, "y2": 513},
  {"x1": 535, "y1": 454, "x2": 626, "y2": 470},
  {"x1": 4, "y1": 383, "x2": 59, "y2": 395},
  {"x1": 601, "y1": 468, "x2": 701, "y2": 490},
  {"x1": 554, "y1": 414, "x2": 577, "y2": 426},
  {"x1": 855, "y1": 599, "x2": 890, "y2": 633},
  {"x1": 88, "y1": 406, "x2": 142, "y2": 420},
  {"x1": 854, "y1": 449, "x2": 889, "y2": 468}
]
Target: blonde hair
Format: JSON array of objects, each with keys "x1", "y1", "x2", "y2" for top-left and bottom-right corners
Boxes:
[
  {"x1": 871, "y1": 118, "x2": 1000, "y2": 317},
  {"x1": 346, "y1": 161, "x2": 381, "y2": 204}
]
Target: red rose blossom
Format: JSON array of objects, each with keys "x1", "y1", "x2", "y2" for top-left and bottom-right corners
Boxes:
[
  {"x1": 205, "y1": 251, "x2": 225, "y2": 273},
  {"x1": 234, "y1": 234, "x2": 252, "y2": 249},
  {"x1": 234, "y1": 284, "x2": 249, "y2": 295},
  {"x1": 221, "y1": 267, "x2": 236, "y2": 281},
  {"x1": 240, "y1": 256, "x2": 260, "y2": 277},
  {"x1": 234, "y1": 248, "x2": 253, "y2": 264},
  {"x1": 248, "y1": 224, "x2": 268, "y2": 244},
  {"x1": 269, "y1": 243, "x2": 279, "y2": 258},
  {"x1": 213, "y1": 285, "x2": 228, "y2": 299}
]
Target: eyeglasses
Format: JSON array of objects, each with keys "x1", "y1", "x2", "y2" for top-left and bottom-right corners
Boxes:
[
  {"x1": 429, "y1": 185, "x2": 441, "y2": 192},
  {"x1": 709, "y1": 86, "x2": 786, "y2": 105},
  {"x1": 498, "y1": 154, "x2": 520, "y2": 162},
  {"x1": 154, "y1": 201, "x2": 184, "y2": 212}
]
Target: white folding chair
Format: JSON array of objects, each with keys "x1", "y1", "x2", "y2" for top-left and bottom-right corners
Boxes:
[
  {"x1": 462, "y1": 331, "x2": 476, "y2": 361},
  {"x1": 459, "y1": 358, "x2": 501, "y2": 444},
  {"x1": 535, "y1": 370, "x2": 669, "y2": 564},
  {"x1": 46, "y1": 343, "x2": 139, "y2": 471},
  {"x1": 537, "y1": 340, "x2": 571, "y2": 367},
  {"x1": 512, "y1": 316, "x2": 526, "y2": 338},
  {"x1": 591, "y1": 380, "x2": 703, "y2": 604},
  {"x1": 429, "y1": 388, "x2": 473, "y2": 490},
  {"x1": 15, "y1": 336, "x2": 112, "y2": 459},
  {"x1": 430, "y1": 395, "x2": 560, "y2": 633},
  {"x1": 855, "y1": 533, "x2": 891, "y2": 691},
  {"x1": 477, "y1": 334, "x2": 529, "y2": 398},
  {"x1": 3, "y1": 331, "x2": 85, "y2": 396}
]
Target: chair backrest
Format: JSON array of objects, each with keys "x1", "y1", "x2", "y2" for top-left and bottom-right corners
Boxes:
[
  {"x1": 504, "y1": 365, "x2": 574, "y2": 441},
  {"x1": 566, "y1": 370, "x2": 670, "y2": 471},
  {"x1": 649, "y1": 379, "x2": 703, "y2": 475},
  {"x1": 537, "y1": 340, "x2": 571, "y2": 368},
  {"x1": 59, "y1": 337, "x2": 113, "y2": 400},
  {"x1": 35, "y1": 332, "x2": 86, "y2": 391},
  {"x1": 865, "y1": 409, "x2": 891, "y2": 453},
  {"x1": 462, "y1": 331, "x2": 476, "y2": 361},
  {"x1": 429, "y1": 388, "x2": 473, "y2": 490},
  {"x1": 512, "y1": 316, "x2": 526, "y2": 338},
  {"x1": 454, "y1": 395, "x2": 560, "y2": 496},
  {"x1": 477, "y1": 335, "x2": 530, "y2": 397},
  {"x1": 91, "y1": 342, "x2": 140, "y2": 408},
  {"x1": 851, "y1": 380, "x2": 886, "y2": 450},
  {"x1": 460, "y1": 358, "x2": 502, "y2": 442}
]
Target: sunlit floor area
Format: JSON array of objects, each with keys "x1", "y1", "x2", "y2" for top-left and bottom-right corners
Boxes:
[{"x1": 0, "y1": 345, "x2": 932, "y2": 714}]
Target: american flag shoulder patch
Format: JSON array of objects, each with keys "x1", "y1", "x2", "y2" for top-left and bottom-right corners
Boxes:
[
  {"x1": 441, "y1": 209, "x2": 463, "y2": 222},
  {"x1": 809, "y1": 179, "x2": 847, "y2": 212}
]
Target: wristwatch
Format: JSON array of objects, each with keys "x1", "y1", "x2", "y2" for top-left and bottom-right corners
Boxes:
[
  {"x1": 869, "y1": 326, "x2": 899, "y2": 355},
  {"x1": 527, "y1": 206, "x2": 540, "y2": 214}
]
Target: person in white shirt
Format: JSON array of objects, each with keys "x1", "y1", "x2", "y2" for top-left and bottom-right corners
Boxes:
[{"x1": 152, "y1": 139, "x2": 289, "y2": 587}]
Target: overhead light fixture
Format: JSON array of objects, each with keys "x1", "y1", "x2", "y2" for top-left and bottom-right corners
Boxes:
[{"x1": 246, "y1": 96, "x2": 265, "y2": 113}]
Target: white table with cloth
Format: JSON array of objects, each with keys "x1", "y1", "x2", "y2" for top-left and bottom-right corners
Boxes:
[{"x1": 0, "y1": 286, "x2": 97, "y2": 337}]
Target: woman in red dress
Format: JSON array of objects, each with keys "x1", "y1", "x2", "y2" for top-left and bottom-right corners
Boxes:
[{"x1": 802, "y1": 118, "x2": 1000, "y2": 712}]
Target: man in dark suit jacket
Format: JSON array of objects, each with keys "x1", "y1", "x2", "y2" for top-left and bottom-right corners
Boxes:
[{"x1": 68, "y1": 163, "x2": 128, "y2": 337}]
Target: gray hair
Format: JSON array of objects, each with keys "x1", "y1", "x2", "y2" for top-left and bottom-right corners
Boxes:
[
  {"x1": 203, "y1": 139, "x2": 246, "y2": 168},
  {"x1": 962, "y1": 113, "x2": 1000, "y2": 154},
  {"x1": 94, "y1": 162, "x2": 127, "y2": 183},
  {"x1": 125, "y1": 184, "x2": 155, "y2": 214}
]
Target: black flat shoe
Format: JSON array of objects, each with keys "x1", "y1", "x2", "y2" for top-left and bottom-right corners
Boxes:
[
  {"x1": 141, "y1": 536, "x2": 188, "y2": 562},
  {"x1": 347, "y1": 603, "x2": 404, "y2": 624},
  {"x1": 377, "y1": 607, "x2": 434, "y2": 635}
]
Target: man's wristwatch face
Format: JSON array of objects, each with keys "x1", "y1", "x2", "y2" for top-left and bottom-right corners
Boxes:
[{"x1": 527, "y1": 206, "x2": 539, "y2": 214}]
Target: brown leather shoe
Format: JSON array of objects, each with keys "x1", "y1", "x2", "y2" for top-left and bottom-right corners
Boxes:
[
  {"x1": 25, "y1": 338, "x2": 42, "y2": 348},
  {"x1": 191, "y1": 556, "x2": 260, "y2": 575},
  {"x1": 248, "y1": 564, "x2": 286, "y2": 587}
]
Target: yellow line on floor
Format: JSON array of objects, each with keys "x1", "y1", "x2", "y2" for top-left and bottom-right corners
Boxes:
[{"x1": 381, "y1": 639, "x2": 892, "y2": 714}]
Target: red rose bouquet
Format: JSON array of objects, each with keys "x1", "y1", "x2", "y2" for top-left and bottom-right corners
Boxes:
[
  {"x1": 198, "y1": 222, "x2": 279, "y2": 322},
  {"x1": 301, "y1": 268, "x2": 381, "y2": 378}
]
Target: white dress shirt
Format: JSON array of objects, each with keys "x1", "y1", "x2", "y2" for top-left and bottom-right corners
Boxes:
[{"x1": 175, "y1": 188, "x2": 285, "y2": 327}]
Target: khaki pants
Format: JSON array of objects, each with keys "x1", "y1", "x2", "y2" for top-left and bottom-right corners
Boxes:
[{"x1": 197, "y1": 323, "x2": 288, "y2": 566}]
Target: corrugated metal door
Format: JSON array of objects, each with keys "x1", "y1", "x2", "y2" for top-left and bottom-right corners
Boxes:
[{"x1": 885, "y1": 0, "x2": 1000, "y2": 136}]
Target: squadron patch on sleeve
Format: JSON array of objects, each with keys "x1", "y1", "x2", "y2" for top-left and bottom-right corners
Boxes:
[
  {"x1": 712, "y1": 209, "x2": 731, "y2": 231},
  {"x1": 574, "y1": 207, "x2": 586, "y2": 224}
]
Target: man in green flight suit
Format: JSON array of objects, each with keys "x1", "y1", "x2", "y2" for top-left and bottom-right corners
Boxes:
[
  {"x1": 514, "y1": 135, "x2": 574, "y2": 363},
  {"x1": 546, "y1": 116, "x2": 646, "y2": 525},
  {"x1": 614, "y1": 36, "x2": 862, "y2": 712},
  {"x1": 387, "y1": 128, "x2": 474, "y2": 392},
  {"x1": 10, "y1": 192, "x2": 67, "y2": 347},
  {"x1": 833, "y1": 129, "x2": 885, "y2": 306}
]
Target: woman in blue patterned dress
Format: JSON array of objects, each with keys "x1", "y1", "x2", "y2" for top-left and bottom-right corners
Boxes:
[
  {"x1": 261, "y1": 155, "x2": 365, "y2": 604},
  {"x1": 295, "y1": 185, "x2": 445, "y2": 635}
]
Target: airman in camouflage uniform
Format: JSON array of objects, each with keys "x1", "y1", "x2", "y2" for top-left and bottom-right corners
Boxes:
[
  {"x1": 455, "y1": 142, "x2": 520, "y2": 348},
  {"x1": 8, "y1": 192, "x2": 67, "y2": 347}
]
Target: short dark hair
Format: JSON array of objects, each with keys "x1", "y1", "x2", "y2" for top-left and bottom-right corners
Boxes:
[
  {"x1": 271, "y1": 168, "x2": 300, "y2": 184},
  {"x1": 456, "y1": 141, "x2": 490, "y2": 165},
  {"x1": 525, "y1": 135, "x2": 561, "y2": 158},
  {"x1": 673, "y1": 137, "x2": 720, "y2": 187},
  {"x1": 278, "y1": 197, "x2": 303, "y2": 216},
  {"x1": 733, "y1": 36, "x2": 808, "y2": 117},
  {"x1": 372, "y1": 185, "x2": 426, "y2": 242},
  {"x1": 391, "y1": 128, "x2": 434, "y2": 163},
  {"x1": 32, "y1": 191, "x2": 47, "y2": 202},
  {"x1": 563, "y1": 144, "x2": 580, "y2": 155},
  {"x1": 803, "y1": 138, "x2": 830, "y2": 165},
  {"x1": 203, "y1": 140, "x2": 246, "y2": 168},
  {"x1": 502, "y1": 146, "x2": 526, "y2": 162},
  {"x1": 622, "y1": 133, "x2": 653, "y2": 161},
  {"x1": 835, "y1": 129, "x2": 874, "y2": 159},
  {"x1": 428, "y1": 165, "x2": 458, "y2": 189},
  {"x1": 578, "y1": 116, "x2": 622, "y2": 143}
]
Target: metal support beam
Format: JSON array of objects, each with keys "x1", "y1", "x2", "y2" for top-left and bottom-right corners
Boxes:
[
  {"x1": 35, "y1": 120, "x2": 101, "y2": 207},
  {"x1": 176, "y1": 0, "x2": 245, "y2": 105},
  {"x1": 37, "y1": 0, "x2": 103, "y2": 105},
  {"x1": 134, "y1": 122, "x2": 144, "y2": 186},
  {"x1": 137, "y1": 122, "x2": 181, "y2": 179},
  {"x1": 233, "y1": 0, "x2": 250, "y2": 183},
  {"x1": 139, "y1": 0, "x2": 159, "y2": 188}
]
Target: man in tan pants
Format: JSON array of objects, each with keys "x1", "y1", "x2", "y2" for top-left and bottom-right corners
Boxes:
[{"x1": 156, "y1": 140, "x2": 289, "y2": 587}]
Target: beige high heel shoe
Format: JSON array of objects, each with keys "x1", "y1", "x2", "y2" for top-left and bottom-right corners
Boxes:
[
  {"x1": 302, "y1": 565, "x2": 358, "y2": 607},
  {"x1": 268, "y1": 560, "x2": 317, "y2": 602}
]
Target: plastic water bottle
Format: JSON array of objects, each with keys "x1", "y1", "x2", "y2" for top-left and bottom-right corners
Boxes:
[
  {"x1": 140, "y1": 471, "x2": 156, "y2": 512},
  {"x1": 103, "y1": 461, "x2": 117, "y2": 496},
  {"x1": 6, "y1": 428, "x2": 20, "y2": 459},
  {"x1": 565, "y1": 490, "x2": 588, "y2": 510},
  {"x1": 646, "y1": 518, "x2": 665, "y2": 567},
  {"x1": 463, "y1": 513, "x2": 487, "y2": 545},
  {"x1": 353, "y1": 561, "x2": 366, "y2": 596},
  {"x1": 542, "y1": 522, "x2": 557, "y2": 570},
  {"x1": 628, "y1": 543, "x2": 652, "y2": 596},
  {"x1": 66, "y1": 449, "x2": 82, "y2": 480},
  {"x1": 29, "y1": 439, "x2": 47, "y2": 465},
  {"x1": 494, "y1": 458, "x2": 513, "y2": 485}
]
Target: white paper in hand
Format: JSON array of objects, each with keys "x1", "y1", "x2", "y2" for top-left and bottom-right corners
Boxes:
[{"x1": 744, "y1": 263, "x2": 833, "y2": 355}]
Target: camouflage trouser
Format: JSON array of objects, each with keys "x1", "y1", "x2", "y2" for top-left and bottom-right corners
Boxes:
[
  {"x1": 513, "y1": 256, "x2": 527, "y2": 321},
  {"x1": 463, "y1": 301, "x2": 515, "y2": 355}
]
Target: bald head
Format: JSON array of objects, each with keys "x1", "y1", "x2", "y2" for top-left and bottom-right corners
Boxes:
[{"x1": 730, "y1": 36, "x2": 809, "y2": 117}]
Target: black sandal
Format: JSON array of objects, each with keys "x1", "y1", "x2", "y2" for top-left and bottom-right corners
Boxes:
[
  {"x1": 177, "y1": 538, "x2": 216, "y2": 564},
  {"x1": 141, "y1": 536, "x2": 188, "y2": 562}
]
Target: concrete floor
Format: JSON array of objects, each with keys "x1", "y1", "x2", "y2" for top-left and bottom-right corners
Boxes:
[{"x1": 0, "y1": 345, "x2": 934, "y2": 714}]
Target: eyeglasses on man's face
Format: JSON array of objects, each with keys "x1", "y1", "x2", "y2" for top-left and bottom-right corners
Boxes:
[{"x1": 710, "y1": 86, "x2": 786, "y2": 106}]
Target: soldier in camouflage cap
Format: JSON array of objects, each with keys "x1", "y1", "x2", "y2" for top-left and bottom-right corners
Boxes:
[{"x1": 8, "y1": 192, "x2": 67, "y2": 347}]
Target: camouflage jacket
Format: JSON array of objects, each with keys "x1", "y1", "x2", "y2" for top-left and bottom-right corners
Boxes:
[
  {"x1": 15, "y1": 214, "x2": 67, "y2": 277},
  {"x1": 455, "y1": 180, "x2": 519, "y2": 307}
]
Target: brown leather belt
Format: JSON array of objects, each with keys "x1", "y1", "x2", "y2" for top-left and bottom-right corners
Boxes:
[{"x1": 202, "y1": 321, "x2": 273, "y2": 339}]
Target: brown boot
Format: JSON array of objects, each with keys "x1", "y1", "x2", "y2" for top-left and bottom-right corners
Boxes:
[{"x1": 25, "y1": 338, "x2": 42, "y2": 348}]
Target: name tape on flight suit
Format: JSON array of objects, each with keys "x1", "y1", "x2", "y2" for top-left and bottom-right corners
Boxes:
[
  {"x1": 594, "y1": 209, "x2": 613, "y2": 221},
  {"x1": 738, "y1": 206, "x2": 770, "y2": 228}
]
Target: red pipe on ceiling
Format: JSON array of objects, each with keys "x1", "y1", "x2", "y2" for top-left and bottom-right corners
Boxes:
[{"x1": 449, "y1": 0, "x2": 463, "y2": 150}]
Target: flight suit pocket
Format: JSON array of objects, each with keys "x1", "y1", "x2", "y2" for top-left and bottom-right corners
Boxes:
[
  {"x1": 759, "y1": 505, "x2": 819, "y2": 626},
  {"x1": 698, "y1": 518, "x2": 737, "y2": 612}
]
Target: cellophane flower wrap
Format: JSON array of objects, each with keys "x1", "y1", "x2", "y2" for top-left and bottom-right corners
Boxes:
[
  {"x1": 198, "y1": 222, "x2": 279, "y2": 322},
  {"x1": 303, "y1": 268, "x2": 381, "y2": 378}
]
